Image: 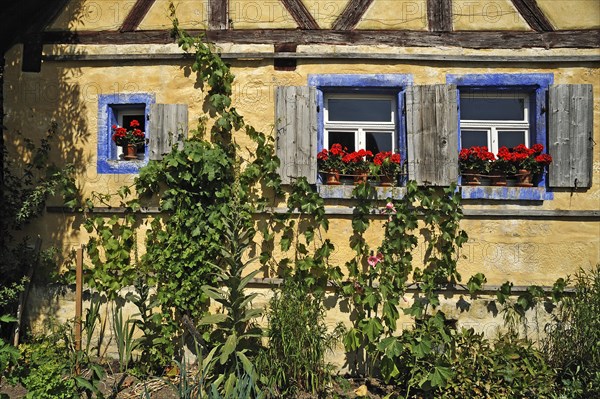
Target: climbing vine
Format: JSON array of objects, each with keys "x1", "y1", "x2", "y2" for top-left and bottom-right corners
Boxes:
[{"x1": 70, "y1": 4, "x2": 573, "y2": 397}]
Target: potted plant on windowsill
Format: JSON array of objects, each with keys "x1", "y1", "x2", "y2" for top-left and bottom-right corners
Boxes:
[
  {"x1": 342, "y1": 149, "x2": 374, "y2": 185},
  {"x1": 459, "y1": 146, "x2": 495, "y2": 185},
  {"x1": 506, "y1": 144, "x2": 552, "y2": 187},
  {"x1": 317, "y1": 143, "x2": 346, "y2": 185},
  {"x1": 490, "y1": 147, "x2": 517, "y2": 186},
  {"x1": 373, "y1": 151, "x2": 401, "y2": 186},
  {"x1": 112, "y1": 119, "x2": 145, "y2": 160}
]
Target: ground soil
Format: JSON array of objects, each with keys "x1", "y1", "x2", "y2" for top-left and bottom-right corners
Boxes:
[{"x1": 1, "y1": 372, "x2": 397, "y2": 398}]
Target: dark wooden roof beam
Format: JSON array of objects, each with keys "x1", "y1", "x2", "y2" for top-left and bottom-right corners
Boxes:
[
  {"x1": 209, "y1": 0, "x2": 228, "y2": 30},
  {"x1": 511, "y1": 0, "x2": 554, "y2": 32},
  {"x1": 427, "y1": 0, "x2": 453, "y2": 32},
  {"x1": 21, "y1": 0, "x2": 71, "y2": 72},
  {"x1": 42, "y1": 29, "x2": 600, "y2": 49}
]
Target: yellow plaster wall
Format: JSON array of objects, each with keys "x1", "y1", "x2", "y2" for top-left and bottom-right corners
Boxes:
[
  {"x1": 356, "y1": 0, "x2": 427, "y2": 30},
  {"x1": 229, "y1": 0, "x2": 297, "y2": 29},
  {"x1": 45, "y1": 0, "x2": 600, "y2": 32},
  {"x1": 300, "y1": 0, "x2": 350, "y2": 29},
  {"x1": 48, "y1": 0, "x2": 135, "y2": 31},
  {"x1": 537, "y1": 0, "x2": 600, "y2": 30},
  {"x1": 4, "y1": 42, "x2": 600, "y2": 348},
  {"x1": 453, "y1": 0, "x2": 530, "y2": 31},
  {"x1": 138, "y1": 0, "x2": 208, "y2": 30}
]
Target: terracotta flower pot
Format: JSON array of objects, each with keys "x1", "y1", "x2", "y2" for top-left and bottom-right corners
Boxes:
[
  {"x1": 325, "y1": 170, "x2": 341, "y2": 185},
  {"x1": 462, "y1": 170, "x2": 481, "y2": 186},
  {"x1": 379, "y1": 174, "x2": 394, "y2": 187},
  {"x1": 516, "y1": 169, "x2": 533, "y2": 187},
  {"x1": 353, "y1": 171, "x2": 369, "y2": 185},
  {"x1": 123, "y1": 144, "x2": 138, "y2": 160},
  {"x1": 489, "y1": 173, "x2": 507, "y2": 186}
]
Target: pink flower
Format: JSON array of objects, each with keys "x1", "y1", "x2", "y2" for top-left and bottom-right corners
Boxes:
[
  {"x1": 368, "y1": 253, "x2": 383, "y2": 267},
  {"x1": 384, "y1": 202, "x2": 397, "y2": 217}
]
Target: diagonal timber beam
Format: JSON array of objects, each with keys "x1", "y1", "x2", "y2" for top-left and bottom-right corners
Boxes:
[
  {"x1": 511, "y1": 0, "x2": 554, "y2": 32},
  {"x1": 332, "y1": 0, "x2": 374, "y2": 31},
  {"x1": 280, "y1": 0, "x2": 319, "y2": 29},
  {"x1": 120, "y1": 0, "x2": 156, "y2": 32}
]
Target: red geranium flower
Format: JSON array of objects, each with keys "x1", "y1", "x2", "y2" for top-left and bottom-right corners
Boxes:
[{"x1": 111, "y1": 120, "x2": 145, "y2": 147}]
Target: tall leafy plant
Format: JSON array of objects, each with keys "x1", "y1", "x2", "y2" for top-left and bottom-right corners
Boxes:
[
  {"x1": 196, "y1": 197, "x2": 263, "y2": 395},
  {"x1": 257, "y1": 279, "x2": 343, "y2": 397},
  {"x1": 543, "y1": 266, "x2": 600, "y2": 398}
]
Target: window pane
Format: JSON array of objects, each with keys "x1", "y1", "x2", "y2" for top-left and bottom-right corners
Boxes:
[
  {"x1": 461, "y1": 130, "x2": 488, "y2": 148},
  {"x1": 498, "y1": 131, "x2": 527, "y2": 149},
  {"x1": 460, "y1": 97, "x2": 525, "y2": 121},
  {"x1": 328, "y1": 132, "x2": 355, "y2": 152},
  {"x1": 122, "y1": 114, "x2": 145, "y2": 131},
  {"x1": 366, "y1": 132, "x2": 393, "y2": 153},
  {"x1": 328, "y1": 99, "x2": 392, "y2": 122}
]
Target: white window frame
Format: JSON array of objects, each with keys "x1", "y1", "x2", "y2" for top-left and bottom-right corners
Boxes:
[
  {"x1": 460, "y1": 92, "x2": 530, "y2": 154},
  {"x1": 323, "y1": 93, "x2": 397, "y2": 152},
  {"x1": 115, "y1": 107, "x2": 146, "y2": 159}
]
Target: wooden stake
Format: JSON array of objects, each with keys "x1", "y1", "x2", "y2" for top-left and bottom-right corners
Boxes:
[{"x1": 75, "y1": 245, "x2": 83, "y2": 373}]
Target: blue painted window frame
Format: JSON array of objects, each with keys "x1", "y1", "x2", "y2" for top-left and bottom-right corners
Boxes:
[
  {"x1": 97, "y1": 93, "x2": 155, "y2": 174},
  {"x1": 308, "y1": 74, "x2": 413, "y2": 184},
  {"x1": 446, "y1": 73, "x2": 554, "y2": 200}
]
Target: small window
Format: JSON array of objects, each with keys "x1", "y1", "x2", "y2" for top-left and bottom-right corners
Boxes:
[
  {"x1": 112, "y1": 105, "x2": 146, "y2": 160},
  {"x1": 460, "y1": 91, "x2": 530, "y2": 153},
  {"x1": 97, "y1": 93, "x2": 155, "y2": 174},
  {"x1": 324, "y1": 94, "x2": 396, "y2": 154}
]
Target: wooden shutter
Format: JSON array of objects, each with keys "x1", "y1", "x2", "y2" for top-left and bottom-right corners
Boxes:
[
  {"x1": 148, "y1": 104, "x2": 189, "y2": 161},
  {"x1": 548, "y1": 84, "x2": 594, "y2": 188},
  {"x1": 406, "y1": 84, "x2": 458, "y2": 186},
  {"x1": 275, "y1": 86, "x2": 318, "y2": 184}
]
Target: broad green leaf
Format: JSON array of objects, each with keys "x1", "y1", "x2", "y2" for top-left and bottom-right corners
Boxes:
[
  {"x1": 198, "y1": 313, "x2": 228, "y2": 326},
  {"x1": 0, "y1": 315, "x2": 17, "y2": 323},
  {"x1": 429, "y1": 365, "x2": 453, "y2": 388},
  {"x1": 380, "y1": 357, "x2": 400, "y2": 383},
  {"x1": 412, "y1": 337, "x2": 432, "y2": 358},
  {"x1": 74, "y1": 376, "x2": 96, "y2": 392},
  {"x1": 239, "y1": 269, "x2": 260, "y2": 290},
  {"x1": 280, "y1": 236, "x2": 291, "y2": 251},
  {"x1": 360, "y1": 317, "x2": 383, "y2": 343},
  {"x1": 241, "y1": 308, "x2": 262, "y2": 322},
  {"x1": 220, "y1": 333, "x2": 237, "y2": 365},
  {"x1": 467, "y1": 273, "x2": 487, "y2": 295},
  {"x1": 343, "y1": 328, "x2": 362, "y2": 351},
  {"x1": 237, "y1": 351, "x2": 254, "y2": 375},
  {"x1": 378, "y1": 336, "x2": 403, "y2": 358}
]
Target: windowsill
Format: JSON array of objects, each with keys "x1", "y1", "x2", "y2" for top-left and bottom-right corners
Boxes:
[
  {"x1": 317, "y1": 184, "x2": 552, "y2": 201},
  {"x1": 318, "y1": 184, "x2": 406, "y2": 199},
  {"x1": 460, "y1": 186, "x2": 552, "y2": 201},
  {"x1": 98, "y1": 158, "x2": 148, "y2": 174}
]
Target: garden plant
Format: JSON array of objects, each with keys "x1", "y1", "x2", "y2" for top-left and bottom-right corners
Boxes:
[{"x1": 0, "y1": 4, "x2": 597, "y2": 398}]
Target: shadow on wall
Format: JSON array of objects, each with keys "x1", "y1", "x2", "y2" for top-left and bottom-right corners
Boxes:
[{"x1": 2, "y1": 2, "x2": 92, "y2": 332}]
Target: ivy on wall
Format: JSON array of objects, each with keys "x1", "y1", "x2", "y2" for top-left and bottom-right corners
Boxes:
[{"x1": 75, "y1": 3, "x2": 571, "y2": 395}]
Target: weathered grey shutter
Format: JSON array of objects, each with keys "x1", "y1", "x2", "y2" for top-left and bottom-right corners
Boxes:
[
  {"x1": 148, "y1": 104, "x2": 189, "y2": 161},
  {"x1": 275, "y1": 86, "x2": 318, "y2": 184},
  {"x1": 548, "y1": 84, "x2": 594, "y2": 188},
  {"x1": 406, "y1": 84, "x2": 458, "y2": 186}
]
